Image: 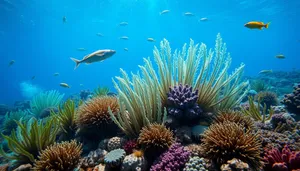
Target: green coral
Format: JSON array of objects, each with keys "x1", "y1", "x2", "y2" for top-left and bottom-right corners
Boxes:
[
  {"x1": 93, "y1": 86, "x2": 109, "y2": 97},
  {"x1": 30, "y1": 90, "x2": 64, "y2": 118},
  {"x1": 0, "y1": 117, "x2": 59, "y2": 164},
  {"x1": 1, "y1": 110, "x2": 30, "y2": 135},
  {"x1": 251, "y1": 80, "x2": 269, "y2": 92}
]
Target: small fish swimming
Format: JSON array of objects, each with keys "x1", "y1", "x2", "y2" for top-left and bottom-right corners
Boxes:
[
  {"x1": 77, "y1": 48, "x2": 87, "y2": 51},
  {"x1": 124, "y1": 48, "x2": 128, "y2": 51},
  {"x1": 147, "y1": 38, "x2": 155, "y2": 42},
  {"x1": 199, "y1": 17, "x2": 208, "y2": 21},
  {"x1": 120, "y1": 36, "x2": 129, "y2": 40},
  {"x1": 96, "y1": 33, "x2": 103, "y2": 37},
  {"x1": 54, "y1": 72, "x2": 59, "y2": 76},
  {"x1": 9, "y1": 60, "x2": 15, "y2": 66},
  {"x1": 184, "y1": 12, "x2": 194, "y2": 16},
  {"x1": 63, "y1": 16, "x2": 67, "y2": 23},
  {"x1": 71, "y1": 49, "x2": 116, "y2": 69},
  {"x1": 276, "y1": 54, "x2": 285, "y2": 59},
  {"x1": 244, "y1": 21, "x2": 270, "y2": 30},
  {"x1": 259, "y1": 70, "x2": 273, "y2": 74},
  {"x1": 160, "y1": 10, "x2": 170, "y2": 15},
  {"x1": 31, "y1": 76, "x2": 35, "y2": 80},
  {"x1": 119, "y1": 22, "x2": 128, "y2": 26},
  {"x1": 60, "y1": 83, "x2": 70, "y2": 88}
]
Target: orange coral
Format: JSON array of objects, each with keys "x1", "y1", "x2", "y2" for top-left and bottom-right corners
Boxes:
[
  {"x1": 76, "y1": 96, "x2": 119, "y2": 131},
  {"x1": 132, "y1": 150, "x2": 144, "y2": 158},
  {"x1": 214, "y1": 110, "x2": 255, "y2": 130},
  {"x1": 201, "y1": 121, "x2": 262, "y2": 170}
]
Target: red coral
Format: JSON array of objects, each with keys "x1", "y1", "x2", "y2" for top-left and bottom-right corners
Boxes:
[
  {"x1": 263, "y1": 145, "x2": 300, "y2": 171},
  {"x1": 123, "y1": 139, "x2": 138, "y2": 155}
]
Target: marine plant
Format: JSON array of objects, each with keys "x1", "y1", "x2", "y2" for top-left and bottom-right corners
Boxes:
[
  {"x1": 251, "y1": 80, "x2": 269, "y2": 92},
  {"x1": 0, "y1": 110, "x2": 31, "y2": 135},
  {"x1": 93, "y1": 85, "x2": 110, "y2": 97},
  {"x1": 30, "y1": 90, "x2": 64, "y2": 118},
  {"x1": 33, "y1": 140, "x2": 82, "y2": 171},
  {"x1": 214, "y1": 110, "x2": 254, "y2": 130},
  {"x1": 76, "y1": 96, "x2": 119, "y2": 138},
  {"x1": 0, "y1": 117, "x2": 59, "y2": 164},
  {"x1": 52, "y1": 99, "x2": 78, "y2": 141},
  {"x1": 167, "y1": 84, "x2": 202, "y2": 121},
  {"x1": 255, "y1": 91, "x2": 278, "y2": 110},
  {"x1": 110, "y1": 34, "x2": 249, "y2": 137},
  {"x1": 281, "y1": 83, "x2": 300, "y2": 115},
  {"x1": 241, "y1": 96, "x2": 273, "y2": 123},
  {"x1": 263, "y1": 145, "x2": 300, "y2": 171},
  {"x1": 150, "y1": 143, "x2": 191, "y2": 171},
  {"x1": 104, "y1": 148, "x2": 126, "y2": 168},
  {"x1": 201, "y1": 121, "x2": 262, "y2": 170}
]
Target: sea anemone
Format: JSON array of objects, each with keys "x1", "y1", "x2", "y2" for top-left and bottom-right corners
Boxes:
[
  {"x1": 76, "y1": 96, "x2": 119, "y2": 138},
  {"x1": 201, "y1": 121, "x2": 262, "y2": 170},
  {"x1": 104, "y1": 148, "x2": 126, "y2": 168},
  {"x1": 214, "y1": 110, "x2": 255, "y2": 130},
  {"x1": 255, "y1": 91, "x2": 278, "y2": 109},
  {"x1": 33, "y1": 140, "x2": 82, "y2": 171},
  {"x1": 137, "y1": 123, "x2": 174, "y2": 160},
  {"x1": 150, "y1": 143, "x2": 190, "y2": 171},
  {"x1": 167, "y1": 84, "x2": 202, "y2": 122}
]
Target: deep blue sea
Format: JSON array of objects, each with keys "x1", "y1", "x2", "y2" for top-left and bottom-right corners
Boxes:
[{"x1": 0, "y1": 0, "x2": 299, "y2": 105}]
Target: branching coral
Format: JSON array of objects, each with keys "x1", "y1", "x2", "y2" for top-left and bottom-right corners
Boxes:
[
  {"x1": 214, "y1": 110, "x2": 255, "y2": 130},
  {"x1": 255, "y1": 91, "x2": 278, "y2": 110},
  {"x1": 76, "y1": 96, "x2": 119, "y2": 137},
  {"x1": 30, "y1": 90, "x2": 64, "y2": 118},
  {"x1": 201, "y1": 121, "x2": 262, "y2": 170},
  {"x1": 33, "y1": 140, "x2": 82, "y2": 171},
  {"x1": 241, "y1": 96, "x2": 273, "y2": 123},
  {"x1": 263, "y1": 145, "x2": 300, "y2": 171},
  {"x1": 0, "y1": 117, "x2": 59, "y2": 164},
  {"x1": 281, "y1": 83, "x2": 300, "y2": 115},
  {"x1": 111, "y1": 34, "x2": 249, "y2": 137}
]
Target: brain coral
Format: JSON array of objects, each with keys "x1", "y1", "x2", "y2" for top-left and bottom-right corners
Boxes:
[{"x1": 201, "y1": 121, "x2": 262, "y2": 170}]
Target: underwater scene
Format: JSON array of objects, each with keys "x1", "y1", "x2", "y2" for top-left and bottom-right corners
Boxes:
[{"x1": 1, "y1": 0, "x2": 300, "y2": 170}]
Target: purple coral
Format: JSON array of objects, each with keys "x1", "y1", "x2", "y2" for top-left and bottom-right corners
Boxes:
[
  {"x1": 167, "y1": 84, "x2": 202, "y2": 120},
  {"x1": 150, "y1": 143, "x2": 190, "y2": 171},
  {"x1": 281, "y1": 83, "x2": 300, "y2": 115},
  {"x1": 263, "y1": 145, "x2": 300, "y2": 171}
]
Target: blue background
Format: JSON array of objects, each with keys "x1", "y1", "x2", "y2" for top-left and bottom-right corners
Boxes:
[{"x1": 0, "y1": 0, "x2": 299, "y2": 104}]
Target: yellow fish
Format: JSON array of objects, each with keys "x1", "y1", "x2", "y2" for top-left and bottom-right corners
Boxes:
[
  {"x1": 244, "y1": 21, "x2": 270, "y2": 30},
  {"x1": 276, "y1": 54, "x2": 285, "y2": 59},
  {"x1": 60, "y1": 83, "x2": 70, "y2": 88}
]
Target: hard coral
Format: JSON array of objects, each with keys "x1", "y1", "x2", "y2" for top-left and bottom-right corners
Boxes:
[
  {"x1": 121, "y1": 153, "x2": 147, "y2": 171},
  {"x1": 137, "y1": 124, "x2": 174, "y2": 160},
  {"x1": 167, "y1": 84, "x2": 202, "y2": 121},
  {"x1": 281, "y1": 83, "x2": 300, "y2": 115},
  {"x1": 201, "y1": 121, "x2": 262, "y2": 170},
  {"x1": 33, "y1": 140, "x2": 82, "y2": 171},
  {"x1": 183, "y1": 156, "x2": 208, "y2": 171},
  {"x1": 104, "y1": 148, "x2": 126, "y2": 168},
  {"x1": 215, "y1": 110, "x2": 255, "y2": 130},
  {"x1": 76, "y1": 96, "x2": 119, "y2": 137},
  {"x1": 263, "y1": 145, "x2": 300, "y2": 171},
  {"x1": 80, "y1": 149, "x2": 107, "y2": 169}
]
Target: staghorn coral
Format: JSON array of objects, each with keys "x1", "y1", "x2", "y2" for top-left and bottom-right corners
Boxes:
[
  {"x1": 201, "y1": 121, "x2": 262, "y2": 170},
  {"x1": 167, "y1": 84, "x2": 202, "y2": 121},
  {"x1": 110, "y1": 34, "x2": 249, "y2": 137},
  {"x1": 150, "y1": 143, "x2": 191, "y2": 171},
  {"x1": 281, "y1": 83, "x2": 300, "y2": 115},
  {"x1": 263, "y1": 145, "x2": 300, "y2": 171},
  {"x1": 107, "y1": 137, "x2": 125, "y2": 151},
  {"x1": 255, "y1": 91, "x2": 278, "y2": 110},
  {"x1": 104, "y1": 148, "x2": 126, "y2": 168},
  {"x1": 33, "y1": 140, "x2": 82, "y2": 171},
  {"x1": 183, "y1": 156, "x2": 208, "y2": 171},
  {"x1": 137, "y1": 123, "x2": 174, "y2": 160},
  {"x1": 121, "y1": 153, "x2": 147, "y2": 171},
  {"x1": 123, "y1": 139, "x2": 138, "y2": 155},
  {"x1": 0, "y1": 117, "x2": 59, "y2": 165},
  {"x1": 76, "y1": 96, "x2": 119, "y2": 138},
  {"x1": 214, "y1": 110, "x2": 255, "y2": 130}
]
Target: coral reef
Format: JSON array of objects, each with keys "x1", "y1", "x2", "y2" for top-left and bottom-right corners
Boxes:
[
  {"x1": 281, "y1": 83, "x2": 300, "y2": 115},
  {"x1": 214, "y1": 110, "x2": 254, "y2": 130},
  {"x1": 80, "y1": 89, "x2": 92, "y2": 100},
  {"x1": 137, "y1": 124, "x2": 174, "y2": 160},
  {"x1": 107, "y1": 137, "x2": 125, "y2": 151},
  {"x1": 121, "y1": 153, "x2": 147, "y2": 171},
  {"x1": 186, "y1": 144, "x2": 204, "y2": 157},
  {"x1": 0, "y1": 110, "x2": 30, "y2": 135},
  {"x1": 174, "y1": 126, "x2": 193, "y2": 144},
  {"x1": 255, "y1": 91, "x2": 278, "y2": 109},
  {"x1": 263, "y1": 145, "x2": 300, "y2": 171},
  {"x1": 76, "y1": 96, "x2": 119, "y2": 138},
  {"x1": 251, "y1": 80, "x2": 269, "y2": 93},
  {"x1": 80, "y1": 148, "x2": 107, "y2": 169},
  {"x1": 93, "y1": 86, "x2": 110, "y2": 97},
  {"x1": 271, "y1": 113, "x2": 296, "y2": 133},
  {"x1": 150, "y1": 143, "x2": 190, "y2": 171},
  {"x1": 167, "y1": 84, "x2": 202, "y2": 122},
  {"x1": 33, "y1": 140, "x2": 82, "y2": 171},
  {"x1": 104, "y1": 148, "x2": 126, "y2": 168},
  {"x1": 123, "y1": 139, "x2": 138, "y2": 155},
  {"x1": 220, "y1": 158, "x2": 250, "y2": 171},
  {"x1": 201, "y1": 121, "x2": 262, "y2": 170},
  {"x1": 183, "y1": 156, "x2": 208, "y2": 171}
]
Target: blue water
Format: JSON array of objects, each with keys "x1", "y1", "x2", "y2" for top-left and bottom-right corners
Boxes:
[{"x1": 0, "y1": 0, "x2": 299, "y2": 104}]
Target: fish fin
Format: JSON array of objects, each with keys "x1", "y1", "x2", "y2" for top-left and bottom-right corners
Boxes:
[
  {"x1": 265, "y1": 22, "x2": 270, "y2": 29},
  {"x1": 70, "y1": 57, "x2": 81, "y2": 70}
]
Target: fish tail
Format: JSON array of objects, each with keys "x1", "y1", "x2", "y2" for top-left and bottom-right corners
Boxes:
[
  {"x1": 70, "y1": 57, "x2": 81, "y2": 70},
  {"x1": 265, "y1": 22, "x2": 270, "y2": 28}
]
